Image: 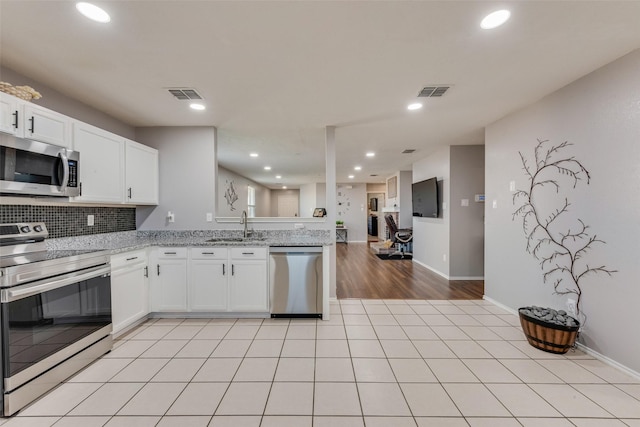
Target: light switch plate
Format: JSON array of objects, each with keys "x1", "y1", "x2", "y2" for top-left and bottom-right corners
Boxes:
[
  {"x1": 206, "y1": 213, "x2": 213, "y2": 222},
  {"x1": 87, "y1": 215, "x2": 94, "y2": 226},
  {"x1": 461, "y1": 199, "x2": 469, "y2": 207}
]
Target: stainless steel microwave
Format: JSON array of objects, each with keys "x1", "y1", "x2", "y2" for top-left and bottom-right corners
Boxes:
[{"x1": 0, "y1": 135, "x2": 79, "y2": 197}]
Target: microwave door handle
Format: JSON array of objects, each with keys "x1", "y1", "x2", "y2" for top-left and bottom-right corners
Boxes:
[{"x1": 58, "y1": 151, "x2": 69, "y2": 190}]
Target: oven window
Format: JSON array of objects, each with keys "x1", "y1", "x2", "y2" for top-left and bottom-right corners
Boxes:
[{"x1": 2, "y1": 275, "x2": 111, "y2": 378}]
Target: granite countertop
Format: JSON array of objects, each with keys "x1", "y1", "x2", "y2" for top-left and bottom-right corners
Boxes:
[{"x1": 46, "y1": 229, "x2": 333, "y2": 254}]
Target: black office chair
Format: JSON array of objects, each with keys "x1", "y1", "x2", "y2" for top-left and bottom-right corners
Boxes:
[{"x1": 384, "y1": 214, "x2": 413, "y2": 258}]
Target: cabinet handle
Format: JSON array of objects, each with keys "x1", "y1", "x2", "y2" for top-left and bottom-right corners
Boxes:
[
  {"x1": 28, "y1": 116, "x2": 34, "y2": 133},
  {"x1": 231, "y1": 264, "x2": 234, "y2": 276},
  {"x1": 126, "y1": 256, "x2": 138, "y2": 261},
  {"x1": 164, "y1": 251, "x2": 177, "y2": 255},
  {"x1": 144, "y1": 266, "x2": 148, "y2": 278},
  {"x1": 222, "y1": 264, "x2": 226, "y2": 275},
  {"x1": 157, "y1": 264, "x2": 160, "y2": 275},
  {"x1": 128, "y1": 187, "x2": 132, "y2": 199},
  {"x1": 79, "y1": 182, "x2": 82, "y2": 196},
  {"x1": 12, "y1": 110, "x2": 18, "y2": 129},
  {"x1": 202, "y1": 252, "x2": 215, "y2": 255},
  {"x1": 242, "y1": 252, "x2": 254, "y2": 255}
]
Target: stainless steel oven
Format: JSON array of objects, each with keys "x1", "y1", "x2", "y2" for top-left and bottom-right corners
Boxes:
[
  {"x1": 0, "y1": 135, "x2": 79, "y2": 197},
  {"x1": 0, "y1": 223, "x2": 111, "y2": 416}
]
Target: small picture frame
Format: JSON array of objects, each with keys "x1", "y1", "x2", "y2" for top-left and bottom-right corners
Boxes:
[
  {"x1": 387, "y1": 176, "x2": 397, "y2": 198},
  {"x1": 313, "y1": 208, "x2": 327, "y2": 217}
]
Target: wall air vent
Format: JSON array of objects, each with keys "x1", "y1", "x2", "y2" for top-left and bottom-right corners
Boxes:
[
  {"x1": 370, "y1": 174, "x2": 378, "y2": 177},
  {"x1": 402, "y1": 149, "x2": 416, "y2": 154},
  {"x1": 418, "y1": 85, "x2": 451, "y2": 97},
  {"x1": 167, "y1": 88, "x2": 203, "y2": 100}
]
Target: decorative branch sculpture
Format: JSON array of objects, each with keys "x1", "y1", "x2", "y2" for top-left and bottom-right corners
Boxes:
[{"x1": 512, "y1": 139, "x2": 616, "y2": 317}]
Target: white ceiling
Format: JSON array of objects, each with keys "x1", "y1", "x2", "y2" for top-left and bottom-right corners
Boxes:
[{"x1": 2, "y1": 1, "x2": 639, "y2": 187}]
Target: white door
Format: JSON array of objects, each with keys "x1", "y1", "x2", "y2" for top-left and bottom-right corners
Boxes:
[
  {"x1": 0, "y1": 93, "x2": 20, "y2": 136},
  {"x1": 277, "y1": 194, "x2": 299, "y2": 217},
  {"x1": 189, "y1": 260, "x2": 228, "y2": 311},
  {"x1": 23, "y1": 103, "x2": 70, "y2": 147},
  {"x1": 229, "y1": 261, "x2": 268, "y2": 312},
  {"x1": 72, "y1": 122, "x2": 124, "y2": 203},
  {"x1": 124, "y1": 139, "x2": 159, "y2": 204},
  {"x1": 156, "y1": 259, "x2": 188, "y2": 311}
]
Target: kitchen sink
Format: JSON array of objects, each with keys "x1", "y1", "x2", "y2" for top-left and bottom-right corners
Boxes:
[{"x1": 205, "y1": 237, "x2": 245, "y2": 243}]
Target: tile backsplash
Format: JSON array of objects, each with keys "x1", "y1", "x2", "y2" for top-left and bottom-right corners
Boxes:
[{"x1": 0, "y1": 205, "x2": 136, "y2": 238}]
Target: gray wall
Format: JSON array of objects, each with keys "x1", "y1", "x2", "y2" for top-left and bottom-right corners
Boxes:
[
  {"x1": 218, "y1": 166, "x2": 271, "y2": 217},
  {"x1": 450, "y1": 145, "x2": 485, "y2": 278},
  {"x1": 412, "y1": 146, "x2": 450, "y2": 277},
  {"x1": 336, "y1": 183, "x2": 368, "y2": 242},
  {"x1": 485, "y1": 49, "x2": 640, "y2": 374},
  {"x1": 1, "y1": 66, "x2": 135, "y2": 139},
  {"x1": 135, "y1": 127, "x2": 216, "y2": 230}
]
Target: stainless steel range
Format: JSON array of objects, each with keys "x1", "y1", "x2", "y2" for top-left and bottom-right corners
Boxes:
[{"x1": 0, "y1": 223, "x2": 112, "y2": 416}]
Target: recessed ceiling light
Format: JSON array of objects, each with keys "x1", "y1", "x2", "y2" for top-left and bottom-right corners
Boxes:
[
  {"x1": 264, "y1": 166, "x2": 271, "y2": 171},
  {"x1": 481, "y1": 9, "x2": 511, "y2": 29},
  {"x1": 366, "y1": 152, "x2": 375, "y2": 157},
  {"x1": 282, "y1": 186, "x2": 287, "y2": 189},
  {"x1": 275, "y1": 175, "x2": 282, "y2": 179},
  {"x1": 348, "y1": 175, "x2": 355, "y2": 179},
  {"x1": 189, "y1": 103, "x2": 205, "y2": 111},
  {"x1": 76, "y1": 2, "x2": 111, "y2": 23},
  {"x1": 250, "y1": 153, "x2": 259, "y2": 158},
  {"x1": 354, "y1": 166, "x2": 362, "y2": 171},
  {"x1": 407, "y1": 103, "x2": 423, "y2": 111}
]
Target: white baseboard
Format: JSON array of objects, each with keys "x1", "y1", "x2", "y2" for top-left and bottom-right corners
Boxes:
[
  {"x1": 450, "y1": 276, "x2": 484, "y2": 280},
  {"x1": 482, "y1": 296, "x2": 640, "y2": 380},
  {"x1": 412, "y1": 259, "x2": 449, "y2": 279}
]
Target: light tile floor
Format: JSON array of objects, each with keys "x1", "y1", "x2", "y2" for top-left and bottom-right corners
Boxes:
[{"x1": 3, "y1": 299, "x2": 639, "y2": 427}]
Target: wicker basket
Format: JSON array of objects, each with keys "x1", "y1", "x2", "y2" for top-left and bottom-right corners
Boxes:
[
  {"x1": 0, "y1": 82, "x2": 42, "y2": 101},
  {"x1": 519, "y1": 308, "x2": 579, "y2": 354}
]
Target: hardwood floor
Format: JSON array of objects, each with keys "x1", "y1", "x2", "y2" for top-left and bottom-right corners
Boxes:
[{"x1": 336, "y1": 242, "x2": 484, "y2": 300}]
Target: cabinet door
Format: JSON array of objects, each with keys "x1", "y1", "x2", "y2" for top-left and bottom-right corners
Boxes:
[
  {"x1": 111, "y1": 264, "x2": 148, "y2": 334},
  {"x1": 124, "y1": 139, "x2": 159, "y2": 205},
  {"x1": 0, "y1": 93, "x2": 21, "y2": 136},
  {"x1": 229, "y1": 260, "x2": 268, "y2": 312},
  {"x1": 23, "y1": 103, "x2": 70, "y2": 147},
  {"x1": 155, "y1": 259, "x2": 188, "y2": 311},
  {"x1": 72, "y1": 121, "x2": 124, "y2": 203},
  {"x1": 189, "y1": 259, "x2": 228, "y2": 311}
]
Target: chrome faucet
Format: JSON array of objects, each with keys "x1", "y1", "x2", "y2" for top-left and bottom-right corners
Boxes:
[{"x1": 240, "y1": 210, "x2": 248, "y2": 238}]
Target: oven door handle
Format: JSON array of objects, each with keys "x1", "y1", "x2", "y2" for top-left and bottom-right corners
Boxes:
[{"x1": 1, "y1": 264, "x2": 111, "y2": 303}]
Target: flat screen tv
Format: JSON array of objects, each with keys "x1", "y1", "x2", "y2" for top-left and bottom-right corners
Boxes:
[{"x1": 412, "y1": 177, "x2": 439, "y2": 218}]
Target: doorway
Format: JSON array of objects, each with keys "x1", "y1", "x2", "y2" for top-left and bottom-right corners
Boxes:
[{"x1": 366, "y1": 192, "x2": 384, "y2": 242}]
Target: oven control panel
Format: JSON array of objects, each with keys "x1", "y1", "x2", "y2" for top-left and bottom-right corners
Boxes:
[{"x1": 0, "y1": 222, "x2": 48, "y2": 241}]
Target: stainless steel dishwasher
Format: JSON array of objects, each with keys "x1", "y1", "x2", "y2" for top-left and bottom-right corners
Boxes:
[{"x1": 269, "y1": 247, "x2": 323, "y2": 318}]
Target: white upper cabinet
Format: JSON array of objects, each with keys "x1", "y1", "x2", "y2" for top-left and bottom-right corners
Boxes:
[
  {"x1": 0, "y1": 93, "x2": 71, "y2": 147},
  {"x1": 0, "y1": 92, "x2": 21, "y2": 136},
  {"x1": 72, "y1": 121, "x2": 124, "y2": 203},
  {"x1": 124, "y1": 139, "x2": 159, "y2": 205},
  {"x1": 23, "y1": 103, "x2": 71, "y2": 148}
]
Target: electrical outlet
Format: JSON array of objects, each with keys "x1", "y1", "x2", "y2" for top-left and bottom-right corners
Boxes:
[
  {"x1": 206, "y1": 213, "x2": 213, "y2": 222},
  {"x1": 567, "y1": 298, "x2": 577, "y2": 318},
  {"x1": 443, "y1": 253, "x2": 447, "y2": 262},
  {"x1": 87, "y1": 215, "x2": 94, "y2": 226}
]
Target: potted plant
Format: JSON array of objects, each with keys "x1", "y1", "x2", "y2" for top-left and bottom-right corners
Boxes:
[
  {"x1": 512, "y1": 139, "x2": 615, "y2": 353},
  {"x1": 336, "y1": 220, "x2": 344, "y2": 228}
]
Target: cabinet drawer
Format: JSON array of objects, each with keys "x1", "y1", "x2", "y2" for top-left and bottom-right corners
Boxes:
[
  {"x1": 230, "y1": 247, "x2": 267, "y2": 260},
  {"x1": 157, "y1": 247, "x2": 188, "y2": 259},
  {"x1": 111, "y1": 249, "x2": 148, "y2": 270},
  {"x1": 190, "y1": 247, "x2": 228, "y2": 260}
]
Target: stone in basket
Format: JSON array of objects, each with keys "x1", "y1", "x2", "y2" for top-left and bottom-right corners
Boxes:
[
  {"x1": 519, "y1": 306, "x2": 580, "y2": 354},
  {"x1": 0, "y1": 82, "x2": 42, "y2": 101}
]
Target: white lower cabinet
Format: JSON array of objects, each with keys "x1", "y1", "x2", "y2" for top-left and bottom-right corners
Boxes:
[
  {"x1": 110, "y1": 249, "x2": 149, "y2": 334},
  {"x1": 151, "y1": 248, "x2": 188, "y2": 312},
  {"x1": 228, "y1": 248, "x2": 269, "y2": 312},
  {"x1": 189, "y1": 248, "x2": 228, "y2": 311}
]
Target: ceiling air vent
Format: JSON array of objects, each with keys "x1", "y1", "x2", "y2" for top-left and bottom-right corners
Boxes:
[
  {"x1": 168, "y1": 88, "x2": 203, "y2": 100},
  {"x1": 418, "y1": 85, "x2": 451, "y2": 97},
  {"x1": 402, "y1": 149, "x2": 416, "y2": 154}
]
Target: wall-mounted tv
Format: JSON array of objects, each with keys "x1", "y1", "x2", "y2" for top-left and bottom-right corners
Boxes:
[{"x1": 412, "y1": 177, "x2": 439, "y2": 218}]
